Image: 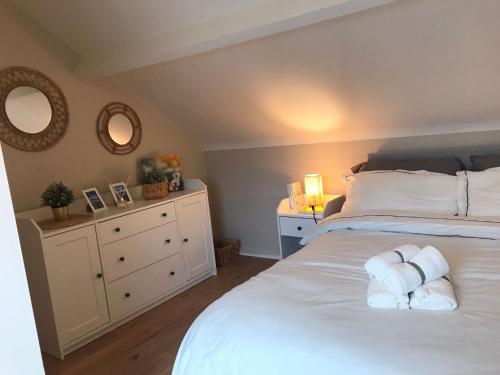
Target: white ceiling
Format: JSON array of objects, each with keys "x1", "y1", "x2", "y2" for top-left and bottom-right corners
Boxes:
[
  {"x1": 11, "y1": 0, "x2": 500, "y2": 151},
  {"x1": 115, "y1": 0, "x2": 500, "y2": 150},
  {"x1": 11, "y1": 0, "x2": 396, "y2": 77},
  {"x1": 12, "y1": 0, "x2": 256, "y2": 56}
]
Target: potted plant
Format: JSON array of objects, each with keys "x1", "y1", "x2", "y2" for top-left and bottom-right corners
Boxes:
[
  {"x1": 41, "y1": 182, "x2": 75, "y2": 222},
  {"x1": 141, "y1": 165, "x2": 169, "y2": 200}
]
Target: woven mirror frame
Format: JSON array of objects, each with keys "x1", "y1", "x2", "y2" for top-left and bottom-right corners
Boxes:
[
  {"x1": 96, "y1": 102, "x2": 142, "y2": 155},
  {"x1": 0, "y1": 66, "x2": 69, "y2": 152}
]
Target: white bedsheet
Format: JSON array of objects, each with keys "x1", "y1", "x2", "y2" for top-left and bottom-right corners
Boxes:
[{"x1": 173, "y1": 213, "x2": 500, "y2": 375}]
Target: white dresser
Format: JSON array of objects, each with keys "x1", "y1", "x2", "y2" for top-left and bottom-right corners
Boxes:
[{"x1": 16, "y1": 179, "x2": 216, "y2": 359}]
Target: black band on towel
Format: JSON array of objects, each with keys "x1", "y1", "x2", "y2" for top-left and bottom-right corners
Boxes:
[
  {"x1": 442, "y1": 275, "x2": 450, "y2": 282},
  {"x1": 408, "y1": 262, "x2": 426, "y2": 285},
  {"x1": 394, "y1": 250, "x2": 405, "y2": 262}
]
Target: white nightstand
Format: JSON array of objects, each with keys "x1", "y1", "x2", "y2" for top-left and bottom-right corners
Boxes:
[{"x1": 276, "y1": 194, "x2": 342, "y2": 258}]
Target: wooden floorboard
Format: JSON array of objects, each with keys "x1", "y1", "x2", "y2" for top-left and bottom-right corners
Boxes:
[{"x1": 42, "y1": 256, "x2": 277, "y2": 375}]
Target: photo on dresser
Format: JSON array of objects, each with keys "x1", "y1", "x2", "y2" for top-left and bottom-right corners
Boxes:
[
  {"x1": 82, "y1": 187, "x2": 107, "y2": 213},
  {"x1": 141, "y1": 154, "x2": 184, "y2": 192},
  {"x1": 109, "y1": 182, "x2": 133, "y2": 205}
]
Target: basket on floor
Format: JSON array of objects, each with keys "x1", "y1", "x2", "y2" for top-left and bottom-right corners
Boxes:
[
  {"x1": 214, "y1": 239, "x2": 240, "y2": 267},
  {"x1": 142, "y1": 181, "x2": 169, "y2": 200}
]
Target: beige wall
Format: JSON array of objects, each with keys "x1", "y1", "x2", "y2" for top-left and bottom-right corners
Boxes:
[
  {"x1": 205, "y1": 131, "x2": 500, "y2": 258},
  {"x1": 0, "y1": 2, "x2": 206, "y2": 211}
]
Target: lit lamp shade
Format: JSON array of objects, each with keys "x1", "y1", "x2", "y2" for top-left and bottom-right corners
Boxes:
[{"x1": 304, "y1": 174, "x2": 323, "y2": 208}]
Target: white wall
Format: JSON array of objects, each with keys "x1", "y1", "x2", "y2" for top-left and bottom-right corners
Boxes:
[{"x1": 0, "y1": 144, "x2": 44, "y2": 374}]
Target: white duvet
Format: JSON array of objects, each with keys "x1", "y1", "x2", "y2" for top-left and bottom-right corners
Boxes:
[{"x1": 173, "y1": 213, "x2": 500, "y2": 375}]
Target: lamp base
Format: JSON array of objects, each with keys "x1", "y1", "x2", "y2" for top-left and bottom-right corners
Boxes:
[{"x1": 298, "y1": 205, "x2": 323, "y2": 214}]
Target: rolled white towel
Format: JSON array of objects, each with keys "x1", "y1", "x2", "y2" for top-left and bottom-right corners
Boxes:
[
  {"x1": 410, "y1": 276, "x2": 457, "y2": 311},
  {"x1": 364, "y1": 244, "x2": 420, "y2": 280},
  {"x1": 382, "y1": 245, "x2": 449, "y2": 295},
  {"x1": 367, "y1": 279, "x2": 409, "y2": 309}
]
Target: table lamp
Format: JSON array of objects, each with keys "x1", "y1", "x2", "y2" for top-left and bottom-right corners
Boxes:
[{"x1": 304, "y1": 173, "x2": 323, "y2": 212}]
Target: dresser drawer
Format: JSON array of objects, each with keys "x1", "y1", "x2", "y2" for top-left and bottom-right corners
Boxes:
[
  {"x1": 101, "y1": 221, "x2": 180, "y2": 282},
  {"x1": 279, "y1": 217, "x2": 316, "y2": 237},
  {"x1": 106, "y1": 253, "x2": 184, "y2": 320},
  {"x1": 98, "y1": 202, "x2": 175, "y2": 244}
]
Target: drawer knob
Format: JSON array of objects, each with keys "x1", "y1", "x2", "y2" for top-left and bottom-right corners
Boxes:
[
  {"x1": 161, "y1": 212, "x2": 167, "y2": 218},
  {"x1": 169, "y1": 271, "x2": 175, "y2": 276},
  {"x1": 96, "y1": 272, "x2": 103, "y2": 279},
  {"x1": 119, "y1": 256, "x2": 125, "y2": 262},
  {"x1": 165, "y1": 239, "x2": 171, "y2": 244},
  {"x1": 124, "y1": 292, "x2": 130, "y2": 298},
  {"x1": 183, "y1": 238, "x2": 188, "y2": 243},
  {"x1": 114, "y1": 227, "x2": 121, "y2": 233},
  {"x1": 297, "y1": 226, "x2": 302, "y2": 231}
]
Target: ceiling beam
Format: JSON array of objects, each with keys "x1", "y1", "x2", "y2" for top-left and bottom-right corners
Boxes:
[{"x1": 76, "y1": 0, "x2": 397, "y2": 78}]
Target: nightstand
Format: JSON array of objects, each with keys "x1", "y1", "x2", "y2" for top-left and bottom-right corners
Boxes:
[{"x1": 276, "y1": 194, "x2": 343, "y2": 258}]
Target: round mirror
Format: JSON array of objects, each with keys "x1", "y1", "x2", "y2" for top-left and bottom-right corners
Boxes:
[
  {"x1": 96, "y1": 102, "x2": 141, "y2": 155},
  {"x1": 108, "y1": 114, "x2": 133, "y2": 145},
  {"x1": 5, "y1": 86, "x2": 52, "y2": 134},
  {"x1": 0, "y1": 66, "x2": 69, "y2": 152}
]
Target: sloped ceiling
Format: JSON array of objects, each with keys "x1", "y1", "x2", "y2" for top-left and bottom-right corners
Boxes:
[
  {"x1": 12, "y1": 0, "x2": 500, "y2": 151},
  {"x1": 11, "y1": 0, "x2": 395, "y2": 77},
  {"x1": 116, "y1": 0, "x2": 500, "y2": 150}
]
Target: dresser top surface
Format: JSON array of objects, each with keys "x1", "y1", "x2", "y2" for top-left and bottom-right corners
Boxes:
[{"x1": 16, "y1": 179, "x2": 207, "y2": 238}]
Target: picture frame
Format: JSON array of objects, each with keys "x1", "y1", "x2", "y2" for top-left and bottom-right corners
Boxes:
[
  {"x1": 287, "y1": 181, "x2": 306, "y2": 211},
  {"x1": 82, "y1": 187, "x2": 107, "y2": 213},
  {"x1": 141, "y1": 154, "x2": 184, "y2": 192},
  {"x1": 109, "y1": 182, "x2": 133, "y2": 205}
]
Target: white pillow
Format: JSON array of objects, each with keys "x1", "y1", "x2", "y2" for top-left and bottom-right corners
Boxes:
[
  {"x1": 459, "y1": 168, "x2": 500, "y2": 217},
  {"x1": 341, "y1": 170, "x2": 464, "y2": 216}
]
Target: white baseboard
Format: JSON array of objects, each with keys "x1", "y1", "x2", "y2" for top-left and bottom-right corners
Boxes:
[{"x1": 240, "y1": 251, "x2": 281, "y2": 260}]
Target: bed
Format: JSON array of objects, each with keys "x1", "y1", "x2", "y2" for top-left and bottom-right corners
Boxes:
[{"x1": 173, "y1": 212, "x2": 500, "y2": 374}]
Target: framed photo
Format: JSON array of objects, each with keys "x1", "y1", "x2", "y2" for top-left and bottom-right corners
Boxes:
[
  {"x1": 287, "y1": 182, "x2": 306, "y2": 211},
  {"x1": 109, "y1": 182, "x2": 133, "y2": 205},
  {"x1": 141, "y1": 154, "x2": 184, "y2": 192},
  {"x1": 82, "y1": 188, "x2": 107, "y2": 213}
]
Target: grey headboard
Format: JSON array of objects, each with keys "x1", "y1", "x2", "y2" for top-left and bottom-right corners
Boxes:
[{"x1": 367, "y1": 145, "x2": 500, "y2": 169}]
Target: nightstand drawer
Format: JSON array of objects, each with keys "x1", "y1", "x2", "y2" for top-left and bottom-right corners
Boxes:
[{"x1": 279, "y1": 217, "x2": 316, "y2": 237}]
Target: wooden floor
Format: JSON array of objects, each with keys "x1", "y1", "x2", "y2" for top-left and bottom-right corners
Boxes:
[{"x1": 43, "y1": 256, "x2": 277, "y2": 375}]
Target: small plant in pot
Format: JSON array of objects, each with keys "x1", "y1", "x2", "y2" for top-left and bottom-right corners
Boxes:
[
  {"x1": 41, "y1": 182, "x2": 75, "y2": 222},
  {"x1": 141, "y1": 166, "x2": 169, "y2": 200}
]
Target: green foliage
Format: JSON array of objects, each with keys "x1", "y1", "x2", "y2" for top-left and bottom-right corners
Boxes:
[
  {"x1": 41, "y1": 182, "x2": 75, "y2": 208},
  {"x1": 141, "y1": 165, "x2": 165, "y2": 185}
]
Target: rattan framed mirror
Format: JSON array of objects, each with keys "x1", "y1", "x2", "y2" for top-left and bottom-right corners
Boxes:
[
  {"x1": 0, "y1": 66, "x2": 69, "y2": 152},
  {"x1": 96, "y1": 102, "x2": 141, "y2": 155}
]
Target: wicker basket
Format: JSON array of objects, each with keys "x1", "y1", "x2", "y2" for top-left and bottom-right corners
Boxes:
[
  {"x1": 142, "y1": 181, "x2": 169, "y2": 200},
  {"x1": 214, "y1": 239, "x2": 240, "y2": 267}
]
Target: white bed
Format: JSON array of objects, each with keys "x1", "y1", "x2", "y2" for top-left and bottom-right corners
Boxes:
[{"x1": 173, "y1": 213, "x2": 500, "y2": 374}]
